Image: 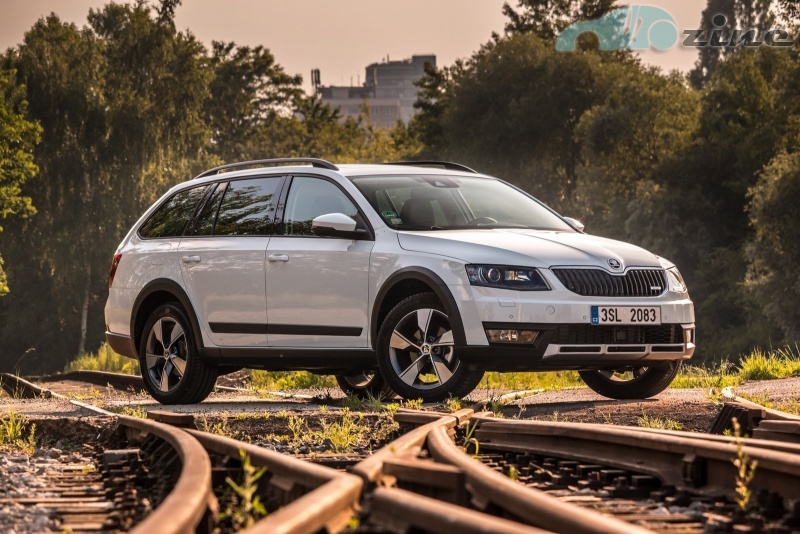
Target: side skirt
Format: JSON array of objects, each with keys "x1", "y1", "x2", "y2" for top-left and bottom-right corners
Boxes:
[{"x1": 199, "y1": 347, "x2": 377, "y2": 372}]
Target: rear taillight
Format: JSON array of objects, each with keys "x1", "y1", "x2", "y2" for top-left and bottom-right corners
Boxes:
[{"x1": 109, "y1": 253, "x2": 122, "y2": 289}]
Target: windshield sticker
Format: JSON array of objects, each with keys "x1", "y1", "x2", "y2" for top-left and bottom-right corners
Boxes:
[
  {"x1": 382, "y1": 210, "x2": 398, "y2": 219},
  {"x1": 390, "y1": 218, "x2": 402, "y2": 225}
]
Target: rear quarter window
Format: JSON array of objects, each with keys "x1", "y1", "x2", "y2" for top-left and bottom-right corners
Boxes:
[{"x1": 139, "y1": 185, "x2": 208, "y2": 239}]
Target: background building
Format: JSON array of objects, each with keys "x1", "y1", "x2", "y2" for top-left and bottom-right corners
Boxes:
[{"x1": 317, "y1": 55, "x2": 435, "y2": 128}]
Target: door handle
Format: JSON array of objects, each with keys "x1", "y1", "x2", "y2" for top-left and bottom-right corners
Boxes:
[
  {"x1": 181, "y1": 255, "x2": 201, "y2": 263},
  {"x1": 268, "y1": 254, "x2": 289, "y2": 263}
]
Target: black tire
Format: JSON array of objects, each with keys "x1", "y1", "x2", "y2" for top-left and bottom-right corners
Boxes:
[
  {"x1": 138, "y1": 302, "x2": 217, "y2": 404},
  {"x1": 579, "y1": 361, "x2": 682, "y2": 400},
  {"x1": 376, "y1": 293, "x2": 484, "y2": 402},
  {"x1": 335, "y1": 372, "x2": 395, "y2": 400}
]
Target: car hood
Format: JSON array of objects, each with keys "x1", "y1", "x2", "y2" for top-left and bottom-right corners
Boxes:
[{"x1": 397, "y1": 229, "x2": 661, "y2": 271}]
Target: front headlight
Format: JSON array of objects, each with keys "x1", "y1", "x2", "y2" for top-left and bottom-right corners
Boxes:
[
  {"x1": 465, "y1": 265, "x2": 550, "y2": 291},
  {"x1": 666, "y1": 267, "x2": 687, "y2": 294}
]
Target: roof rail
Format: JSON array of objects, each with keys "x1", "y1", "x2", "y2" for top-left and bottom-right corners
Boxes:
[
  {"x1": 383, "y1": 161, "x2": 478, "y2": 174},
  {"x1": 194, "y1": 158, "x2": 338, "y2": 179}
]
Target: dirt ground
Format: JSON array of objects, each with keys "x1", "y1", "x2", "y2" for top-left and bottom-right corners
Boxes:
[
  {"x1": 498, "y1": 376, "x2": 800, "y2": 432},
  {"x1": 2, "y1": 375, "x2": 797, "y2": 436}
]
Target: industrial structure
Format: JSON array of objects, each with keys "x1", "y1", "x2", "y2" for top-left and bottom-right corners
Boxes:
[{"x1": 315, "y1": 55, "x2": 435, "y2": 128}]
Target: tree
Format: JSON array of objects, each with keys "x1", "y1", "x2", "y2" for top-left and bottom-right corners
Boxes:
[
  {"x1": 502, "y1": 0, "x2": 617, "y2": 39},
  {"x1": 206, "y1": 42, "x2": 303, "y2": 161},
  {"x1": 747, "y1": 151, "x2": 800, "y2": 342},
  {"x1": 690, "y1": 0, "x2": 774, "y2": 87},
  {"x1": 0, "y1": 2, "x2": 212, "y2": 370},
  {"x1": 411, "y1": 33, "x2": 627, "y2": 211},
  {"x1": 0, "y1": 71, "x2": 40, "y2": 296}
]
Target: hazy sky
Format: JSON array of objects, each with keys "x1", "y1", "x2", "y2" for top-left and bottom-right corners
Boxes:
[{"x1": 1, "y1": 1, "x2": 705, "y2": 91}]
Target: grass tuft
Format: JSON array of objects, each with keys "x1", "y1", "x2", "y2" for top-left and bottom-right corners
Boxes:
[
  {"x1": 637, "y1": 411, "x2": 683, "y2": 430},
  {"x1": 0, "y1": 408, "x2": 36, "y2": 453},
  {"x1": 66, "y1": 343, "x2": 139, "y2": 374},
  {"x1": 480, "y1": 371, "x2": 583, "y2": 391},
  {"x1": 250, "y1": 371, "x2": 336, "y2": 391},
  {"x1": 738, "y1": 346, "x2": 800, "y2": 381}
]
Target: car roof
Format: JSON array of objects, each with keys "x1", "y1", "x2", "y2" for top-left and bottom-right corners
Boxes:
[{"x1": 181, "y1": 163, "x2": 492, "y2": 190}]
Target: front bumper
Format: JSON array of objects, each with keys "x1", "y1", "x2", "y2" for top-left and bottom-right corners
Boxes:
[{"x1": 457, "y1": 322, "x2": 695, "y2": 371}]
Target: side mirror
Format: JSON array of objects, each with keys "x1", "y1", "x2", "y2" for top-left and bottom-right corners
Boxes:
[
  {"x1": 311, "y1": 213, "x2": 367, "y2": 239},
  {"x1": 563, "y1": 217, "x2": 585, "y2": 232}
]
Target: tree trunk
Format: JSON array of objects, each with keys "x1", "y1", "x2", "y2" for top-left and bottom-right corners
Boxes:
[{"x1": 78, "y1": 265, "x2": 91, "y2": 355}]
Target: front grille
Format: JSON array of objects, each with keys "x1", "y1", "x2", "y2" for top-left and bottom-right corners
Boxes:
[
  {"x1": 551, "y1": 324, "x2": 681, "y2": 345},
  {"x1": 552, "y1": 268, "x2": 667, "y2": 297}
]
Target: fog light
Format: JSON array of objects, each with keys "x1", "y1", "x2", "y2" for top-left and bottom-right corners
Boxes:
[{"x1": 486, "y1": 329, "x2": 539, "y2": 344}]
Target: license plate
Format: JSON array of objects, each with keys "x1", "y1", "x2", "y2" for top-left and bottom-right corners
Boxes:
[{"x1": 591, "y1": 306, "x2": 661, "y2": 325}]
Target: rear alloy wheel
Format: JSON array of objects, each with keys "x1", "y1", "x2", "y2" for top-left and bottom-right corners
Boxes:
[
  {"x1": 139, "y1": 303, "x2": 217, "y2": 404},
  {"x1": 579, "y1": 361, "x2": 681, "y2": 400},
  {"x1": 335, "y1": 372, "x2": 394, "y2": 400},
  {"x1": 377, "y1": 293, "x2": 484, "y2": 402}
]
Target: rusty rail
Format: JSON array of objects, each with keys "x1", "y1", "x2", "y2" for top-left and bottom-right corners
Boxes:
[
  {"x1": 721, "y1": 386, "x2": 800, "y2": 422},
  {"x1": 470, "y1": 414, "x2": 800, "y2": 507},
  {"x1": 185, "y1": 429, "x2": 363, "y2": 534},
  {"x1": 370, "y1": 487, "x2": 546, "y2": 534},
  {"x1": 426, "y1": 420, "x2": 648, "y2": 534},
  {"x1": 120, "y1": 415, "x2": 214, "y2": 534},
  {"x1": 0, "y1": 372, "x2": 54, "y2": 398}
]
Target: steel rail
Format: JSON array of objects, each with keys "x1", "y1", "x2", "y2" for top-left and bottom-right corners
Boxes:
[
  {"x1": 354, "y1": 408, "x2": 559, "y2": 533},
  {"x1": 28, "y1": 370, "x2": 242, "y2": 394},
  {"x1": 585, "y1": 422, "x2": 800, "y2": 454},
  {"x1": 721, "y1": 386, "x2": 800, "y2": 421},
  {"x1": 370, "y1": 487, "x2": 547, "y2": 534},
  {"x1": 425, "y1": 422, "x2": 649, "y2": 534},
  {"x1": 120, "y1": 415, "x2": 214, "y2": 534},
  {"x1": 470, "y1": 415, "x2": 800, "y2": 505},
  {"x1": 350, "y1": 408, "x2": 471, "y2": 485},
  {"x1": 185, "y1": 429, "x2": 363, "y2": 534},
  {"x1": 0, "y1": 372, "x2": 54, "y2": 398}
]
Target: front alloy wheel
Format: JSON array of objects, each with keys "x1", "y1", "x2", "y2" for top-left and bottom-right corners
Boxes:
[
  {"x1": 377, "y1": 293, "x2": 484, "y2": 402},
  {"x1": 139, "y1": 303, "x2": 217, "y2": 404},
  {"x1": 579, "y1": 361, "x2": 681, "y2": 400}
]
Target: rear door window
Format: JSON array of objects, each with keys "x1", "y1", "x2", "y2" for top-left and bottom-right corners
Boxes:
[
  {"x1": 139, "y1": 185, "x2": 208, "y2": 239},
  {"x1": 214, "y1": 177, "x2": 283, "y2": 236}
]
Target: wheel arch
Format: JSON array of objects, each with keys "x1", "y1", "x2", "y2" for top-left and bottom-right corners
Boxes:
[
  {"x1": 131, "y1": 279, "x2": 206, "y2": 357},
  {"x1": 371, "y1": 267, "x2": 467, "y2": 348}
]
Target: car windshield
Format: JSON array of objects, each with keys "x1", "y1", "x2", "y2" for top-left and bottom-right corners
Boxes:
[{"x1": 351, "y1": 174, "x2": 574, "y2": 231}]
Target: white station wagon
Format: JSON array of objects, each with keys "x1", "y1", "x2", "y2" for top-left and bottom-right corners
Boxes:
[{"x1": 105, "y1": 159, "x2": 695, "y2": 404}]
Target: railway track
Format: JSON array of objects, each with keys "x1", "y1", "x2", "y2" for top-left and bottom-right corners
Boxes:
[{"x1": 4, "y1": 371, "x2": 800, "y2": 532}]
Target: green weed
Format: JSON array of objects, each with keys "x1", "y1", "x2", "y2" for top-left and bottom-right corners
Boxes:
[
  {"x1": 287, "y1": 415, "x2": 305, "y2": 442},
  {"x1": 200, "y1": 415, "x2": 232, "y2": 437},
  {"x1": 445, "y1": 397, "x2": 463, "y2": 413},
  {"x1": 738, "y1": 346, "x2": 800, "y2": 381},
  {"x1": 462, "y1": 420, "x2": 480, "y2": 457},
  {"x1": 480, "y1": 371, "x2": 583, "y2": 391},
  {"x1": 730, "y1": 417, "x2": 758, "y2": 511},
  {"x1": 250, "y1": 371, "x2": 336, "y2": 390},
  {"x1": 65, "y1": 343, "x2": 139, "y2": 374},
  {"x1": 221, "y1": 450, "x2": 267, "y2": 529},
  {"x1": 636, "y1": 411, "x2": 683, "y2": 431},
  {"x1": 318, "y1": 412, "x2": 367, "y2": 453},
  {"x1": 404, "y1": 398, "x2": 423, "y2": 410},
  {"x1": 0, "y1": 408, "x2": 36, "y2": 453},
  {"x1": 670, "y1": 362, "x2": 741, "y2": 389}
]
